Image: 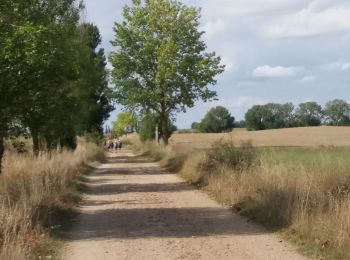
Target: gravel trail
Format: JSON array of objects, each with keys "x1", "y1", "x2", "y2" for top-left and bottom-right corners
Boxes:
[{"x1": 63, "y1": 149, "x2": 307, "y2": 260}]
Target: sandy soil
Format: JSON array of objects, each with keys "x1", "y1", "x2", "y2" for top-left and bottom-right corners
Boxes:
[{"x1": 62, "y1": 150, "x2": 307, "y2": 260}]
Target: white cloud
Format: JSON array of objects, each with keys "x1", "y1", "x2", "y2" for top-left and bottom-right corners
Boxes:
[
  {"x1": 233, "y1": 96, "x2": 268, "y2": 108},
  {"x1": 201, "y1": 19, "x2": 227, "y2": 40},
  {"x1": 220, "y1": 57, "x2": 238, "y2": 73},
  {"x1": 341, "y1": 63, "x2": 350, "y2": 71},
  {"x1": 201, "y1": 0, "x2": 304, "y2": 18},
  {"x1": 263, "y1": 0, "x2": 350, "y2": 38},
  {"x1": 321, "y1": 61, "x2": 350, "y2": 71},
  {"x1": 253, "y1": 65, "x2": 303, "y2": 78},
  {"x1": 300, "y1": 75, "x2": 316, "y2": 83}
]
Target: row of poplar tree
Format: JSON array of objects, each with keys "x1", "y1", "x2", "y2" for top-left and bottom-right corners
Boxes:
[{"x1": 0, "y1": 0, "x2": 114, "y2": 171}]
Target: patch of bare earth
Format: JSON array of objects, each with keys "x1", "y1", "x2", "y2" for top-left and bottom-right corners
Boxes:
[{"x1": 63, "y1": 150, "x2": 307, "y2": 260}]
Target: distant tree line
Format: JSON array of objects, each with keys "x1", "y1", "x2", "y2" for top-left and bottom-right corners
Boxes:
[
  {"x1": 188, "y1": 99, "x2": 350, "y2": 134},
  {"x1": 245, "y1": 99, "x2": 350, "y2": 131},
  {"x1": 0, "y1": 0, "x2": 114, "y2": 172}
]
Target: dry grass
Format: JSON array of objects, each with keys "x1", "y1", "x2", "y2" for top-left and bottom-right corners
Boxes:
[
  {"x1": 138, "y1": 136, "x2": 350, "y2": 260},
  {"x1": 170, "y1": 126, "x2": 350, "y2": 149},
  {"x1": 183, "y1": 147, "x2": 350, "y2": 259},
  {"x1": 131, "y1": 138, "x2": 186, "y2": 172},
  {"x1": 0, "y1": 138, "x2": 103, "y2": 260}
]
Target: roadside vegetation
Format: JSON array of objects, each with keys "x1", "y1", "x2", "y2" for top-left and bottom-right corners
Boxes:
[
  {"x1": 0, "y1": 138, "x2": 103, "y2": 260},
  {"x1": 133, "y1": 137, "x2": 350, "y2": 260},
  {"x1": 0, "y1": 0, "x2": 113, "y2": 172},
  {"x1": 1, "y1": 2, "x2": 111, "y2": 257}
]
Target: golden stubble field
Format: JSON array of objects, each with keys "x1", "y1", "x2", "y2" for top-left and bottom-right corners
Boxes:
[{"x1": 170, "y1": 126, "x2": 350, "y2": 149}]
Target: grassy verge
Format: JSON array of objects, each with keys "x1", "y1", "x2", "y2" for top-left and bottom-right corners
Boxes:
[
  {"x1": 0, "y1": 138, "x2": 104, "y2": 260},
  {"x1": 134, "y1": 139, "x2": 350, "y2": 260}
]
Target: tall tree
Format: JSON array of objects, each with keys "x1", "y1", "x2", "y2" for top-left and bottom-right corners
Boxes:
[
  {"x1": 109, "y1": 0, "x2": 224, "y2": 144},
  {"x1": 75, "y1": 24, "x2": 114, "y2": 135},
  {"x1": 113, "y1": 111, "x2": 137, "y2": 137},
  {"x1": 296, "y1": 102, "x2": 323, "y2": 126},
  {"x1": 139, "y1": 113, "x2": 159, "y2": 142},
  {"x1": 0, "y1": 1, "x2": 113, "y2": 169},
  {"x1": 138, "y1": 112, "x2": 177, "y2": 142},
  {"x1": 197, "y1": 106, "x2": 235, "y2": 133},
  {"x1": 245, "y1": 103, "x2": 296, "y2": 130},
  {"x1": 0, "y1": 1, "x2": 13, "y2": 171},
  {"x1": 262, "y1": 103, "x2": 295, "y2": 129},
  {"x1": 280, "y1": 103, "x2": 296, "y2": 127},
  {"x1": 324, "y1": 99, "x2": 350, "y2": 126},
  {"x1": 1, "y1": 0, "x2": 82, "y2": 156},
  {"x1": 245, "y1": 105, "x2": 267, "y2": 131}
]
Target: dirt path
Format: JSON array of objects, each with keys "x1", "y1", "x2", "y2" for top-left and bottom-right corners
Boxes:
[{"x1": 63, "y1": 150, "x2": 307, "y2": 260}]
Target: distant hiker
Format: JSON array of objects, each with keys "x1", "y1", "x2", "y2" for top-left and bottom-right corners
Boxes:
[
  {"x1": 118, "y1": 139, "x2": 122, "y2": 149},
  {"x1": 107, "y1": 140, "x2": 113, "y2": 150},
  {"x1": 113, "y1": 139, "x2": 117, "y2": 152}
]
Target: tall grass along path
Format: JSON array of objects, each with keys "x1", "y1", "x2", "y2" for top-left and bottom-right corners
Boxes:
[{"x1": 63, "y1": 149, "x2": 307, "y2": 260}]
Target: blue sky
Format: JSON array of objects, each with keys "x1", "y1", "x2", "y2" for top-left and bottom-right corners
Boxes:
[{"x1": 84, "y1": 0, "x2": 350, "y2": 129}]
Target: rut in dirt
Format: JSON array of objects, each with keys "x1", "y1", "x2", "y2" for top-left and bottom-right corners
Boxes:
[{"x1": 63, "y1": 150, "x2": 307, "y2": 260}]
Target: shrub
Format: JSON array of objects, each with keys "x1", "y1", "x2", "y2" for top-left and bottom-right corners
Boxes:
[{"x1": 201, "y1": 143, "x2": 257, "y2": 172}]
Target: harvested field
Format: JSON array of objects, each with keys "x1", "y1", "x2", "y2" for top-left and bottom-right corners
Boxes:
[{"x1": 170, "y1": 126, "x2": 350, "y2": 149}]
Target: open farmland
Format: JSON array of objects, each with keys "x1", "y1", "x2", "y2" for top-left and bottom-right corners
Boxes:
[{"x1": 170, "y1": 126, "x2": 350, "y2": 149}]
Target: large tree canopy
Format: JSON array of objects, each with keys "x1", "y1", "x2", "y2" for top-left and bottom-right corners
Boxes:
[
  {"x1": 245, "y1": 103, "x2": 295, "y2": 131},
  {"x1": 296, "y1": 102, "x2": 323, "y2": 127},
  {"x1": 324, "y1": 99, "x2": 350, "y2": 126},
  {"x1": 109, "y1": 0, "x2": 224, "y2": 144},
  {"x1": 0, "y1": 0, "x2": 113, "y2": 171},
  {"x1": 197, "y1": 106, "x2": 235, "y2": 133},
  {"x1": 113, "y1": 111, "x2": 137, "y2": 137},
  {"x1": 0, "y1": 0, "x2": 81, "y2": 157}
]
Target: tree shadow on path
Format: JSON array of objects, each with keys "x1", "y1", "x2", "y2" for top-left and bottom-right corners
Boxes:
[{"x1": 68, "y1": 207, "x2": 264, "y2": 241}]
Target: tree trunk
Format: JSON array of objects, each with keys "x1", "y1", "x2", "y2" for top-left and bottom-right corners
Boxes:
[
  {"x1": 31, "y1": 128, "x2": 40, "y2": 157},
  {"x1": 0, "y1": 131, "x2": 4, "y2": 175},
  {"x1": 45, "y1": 136, "x2": 53, "y2": 158},
  {"x1": 155, "y1": 125, "x2": 159, "y2": 145},
  {"x1": 160, "y1": 112, "x2": 169, "y2": 145}
]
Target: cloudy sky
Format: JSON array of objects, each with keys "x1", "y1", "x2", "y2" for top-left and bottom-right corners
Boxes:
[{"x1": 84, "y1": 0, "x2": 350, "y2": 129}]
